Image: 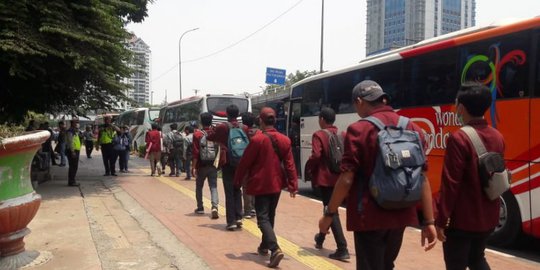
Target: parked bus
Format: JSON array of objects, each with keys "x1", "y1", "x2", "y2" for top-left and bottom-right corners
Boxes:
[
  {"x1": 116, "y1": 108, "x2": 160, "y2": 150},
  {"x1": 289, "y1": 17, "x2": 540, "y2": 247},
  {"x1": 159, "y1": 94, "x2": 252, "y2": 134}
]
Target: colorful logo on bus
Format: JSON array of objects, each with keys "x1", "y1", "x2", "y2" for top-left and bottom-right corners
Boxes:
[{"x1": 460, "y1": 44, "x2": 526, "y2": 128}]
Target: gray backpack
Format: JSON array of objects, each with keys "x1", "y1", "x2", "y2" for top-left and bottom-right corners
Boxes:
[
  {"x1": 199, "y1": 130, "x2": 217, "y2": 164},
  {"x1": 361, "y1": 116, "x2": 426, "y2": 210},
  {"x1": 321, "y1": 129, "x2": 344, "y2": 174}
]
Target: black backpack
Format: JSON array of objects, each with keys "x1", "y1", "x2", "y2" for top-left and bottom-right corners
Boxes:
[
  {"x1": 172, "y1": 132, "x2": 183, "y2": 149},
  {"x1": 321, "y1": 129, "x2": 344, "y2": 174}
]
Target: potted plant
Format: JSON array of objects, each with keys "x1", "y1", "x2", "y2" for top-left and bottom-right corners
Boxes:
[{"x1": 0, "y1": 128, "x2": 50, "y2": 268}]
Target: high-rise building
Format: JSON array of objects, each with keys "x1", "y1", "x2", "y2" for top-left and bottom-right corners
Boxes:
[
  {"x1": 366, "y1": 0, "x2": 476, "y2": 56},
  {"x1": 126, "y1": 34, "x2": 151, "y2": 107}
]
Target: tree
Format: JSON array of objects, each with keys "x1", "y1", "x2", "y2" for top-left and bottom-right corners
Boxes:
[{"x1": 0, "y1": 0, "x2": 150, "y2": 123}]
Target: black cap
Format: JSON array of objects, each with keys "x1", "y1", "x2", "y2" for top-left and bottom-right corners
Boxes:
[{"x1": 352, "y1": 80, "x2": 388, "y2": 102}]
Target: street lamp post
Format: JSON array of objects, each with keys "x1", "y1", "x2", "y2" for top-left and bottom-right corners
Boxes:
[
  {"x1": 319, "y1": 0, "x2": 324, "y2": 73},
  {"x1": 179, "y1": 27, "x2": 199, "y2": 100},
  {"x1": 151, "y1": 91, "x2": 154, "y2": 105}
]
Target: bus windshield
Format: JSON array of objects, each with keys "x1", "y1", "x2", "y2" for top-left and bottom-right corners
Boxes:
[
  {"x1": 206, "y1": 97, "x2": 249, "y2": 115},
  {"x1": 149, "y1": 109, "x2": 159, "y2": 121}
]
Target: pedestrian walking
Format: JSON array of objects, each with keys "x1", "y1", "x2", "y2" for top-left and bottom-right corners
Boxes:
[
  {"x1": 83, "y1": 125, "x2": 95, "y2": 158},
  {"x1": 96, "y1": 116, "x2": 120, "y2": 176},
  {"x1": 65, "y1": 119, "x2": 83, "y2": 186},
  {"x1": 166, "y1": 123, "x2": 183, "y2": 177},
  {"x1": 305, "y1": 107, "x2": 349, "y2": 261},
  {"x1": 234, "y1": 107, "x2": 298, "y2": 268},
  {"x1": 182, "y1": 125, "x2": 194, "y2": 180},
  {"x1": 25, "y1": 120, "x2": 36, "y2": 131},
  {"x1": 241, "y1": 112, "x2": 260, "y2": 219},
  {"x1": 192, "y1": 112, "x2": 221, "y2": 218},
  {"x1": 435, "y1": 82, "x2": 506, "y2": 270},
  {"x1": 56, "y1": 121, "x2": 67, "y2": 167},
  {"x1": 145, "y1": 123, "x2": 162, "y2": 176},
  {"x1": 113, "y1": 129, "x2": 129, "y2": 173},
  {"x1": 318, "y1": 80, "x2": 437, "y2": 270},
  {"x1": 158, "y1": 127, "x2": 168, "y2": 174},
  {"x1": 206, "y1": 104, "x2": 248, "y2": 231},
  {"x1": 122, "y1": 126, "x2": 132, "y2": 172}
]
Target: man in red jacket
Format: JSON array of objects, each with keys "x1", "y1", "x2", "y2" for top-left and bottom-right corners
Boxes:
[
  {"x1": 318, "y1": 80, "x2": 437, "y2": 270},
  {"x1": 234, "y1": 107, "x2": 298, "y2": 268},
  {"x1": 305, "y1": 107, "x2": 349, "y2": 260},
  {"x1": 436, "y1": 82, "x2": 505, "y2": 270},
  {"x1": 145, "y1": 123, "x2": 162, "y2": 176}
]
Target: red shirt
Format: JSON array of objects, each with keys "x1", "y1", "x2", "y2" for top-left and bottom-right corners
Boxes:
[
  {"x1": 206, "y1": 120, "x2": 249, "y2": 166},
  {"x1": 305, "y1": 126, "x2": 340, "y2": 187},
  {"x1": 145, "y1": 129, "x2": 161, "y2": 152},
  {"x1": 234, "y1": 128, "x2": 298, "y2": 195},
  {"x1": 341, "y1": 106, "x2": 428, "y2": 231},
  {"x1": 435, "y1": 119, "x2": 504, "y2": 232},
  {"x1": 192, "y1": 127, "x2": 225, "y2": 169},
  {"x1": 247, "y1": 127, "x2": 262, "y2": 139}
]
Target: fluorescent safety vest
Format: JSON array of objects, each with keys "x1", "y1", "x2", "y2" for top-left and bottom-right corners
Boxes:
[
  {"x1": 99, "y1": 128, "x2": 115, "y2": 144},
  {"x1": 72, "y1": 133, "x2": 81, "y2": 151}
]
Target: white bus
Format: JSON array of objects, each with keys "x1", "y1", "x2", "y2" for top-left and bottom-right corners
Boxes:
[
  {"x1": 117, "y1": 107, "x2": 160, "y2": 150},
  {"x1": 159, "y1": 94, "x2": 252, "y2": 133}
]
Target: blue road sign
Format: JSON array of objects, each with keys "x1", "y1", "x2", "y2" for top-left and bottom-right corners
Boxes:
[{"x1": 265, "y1": 67, "x2": 286, "y2": 85}]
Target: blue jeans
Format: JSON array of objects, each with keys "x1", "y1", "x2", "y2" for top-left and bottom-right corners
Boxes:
[
  {"x1": 222, "y1": 165, "x2": 243, "y2": 225},
  {"x1": 184, "y1": 156, "x2": 192, "y2": 179},
  {"x1": 255, "y1": 193, "x2": 281, "y2": 252},
  {"x1": 195, "y1": 165, "x2": 219, "y2": 209},
  {"x1": 169, "y1": 151, "x2": 182, "y2": 175},
  {"x1": 59, "y1": 142, "x2": 66, "y2": 165}
]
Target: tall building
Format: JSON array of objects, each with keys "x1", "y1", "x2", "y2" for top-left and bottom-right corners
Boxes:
[
  {"x1": 126, "y1": 34, "x2": 151, "y2": 107},
  {"x1": 366, "y1": 0, "x2": 476, "y2": 56}
]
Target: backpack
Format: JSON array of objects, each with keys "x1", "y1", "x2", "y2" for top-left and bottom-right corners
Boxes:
[
  {"x1": 226, "y1": 122, "x2": 249, "y2": 166},
  {"x1": 321, "y1": 129, "x2": 344, "y2": 174},
  {"x1": 172, "y1": 132, "x2": 183, "y2": 149},
  {"x1": 461, "y1": 126, "x2": 511, "y2": 201},
  {"x1": 184, "y1": 135, "x2": 193, "y2": 158},
  {"x1": 361, "y1": 116, "x2": 426, "y2": 210},
  {"x1": 199, "y1": 130, "x2": 217, "y2": 164}
]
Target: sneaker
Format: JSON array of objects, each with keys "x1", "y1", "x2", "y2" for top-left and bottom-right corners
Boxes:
[
  {"x1": 68, "y1": 182, "x2": 80, "y2": 187},
  {"x1": 267, "y1": 249, "x2": 284, "y2": 268},
  {"x1": 236, "y1": 219, "x2": 243, "y2": 228},
  {"x1": 226, "y1": 224, "x2": 236, "y2": 231},
  {"x1": 250, "y1": 210, "x2": 256, "y2": 216},
  {"x1": 243, "y1": 214, "x2": 252, "y2": 219},
  {"x1": 328, "y1": 249, "x2": 350, "y2": 261},
  {"x1": 169, "y1": 173, "x2": 175, "y2": 177},
  {"x1": 314, "y1": 233, "x2": 325, "y2": 249},
  {"x1": 175, "y1": 173, "x2": 180, "y2": 177},
  {"x1": 194, "y1": 208, "x2": 204, "y2": 215},
  {"x1": 211, "y1": 208, "x2": 219, "y2": 219},
  {"x1": 257, "y1": 247, "x2": 269, "y2": 256}
]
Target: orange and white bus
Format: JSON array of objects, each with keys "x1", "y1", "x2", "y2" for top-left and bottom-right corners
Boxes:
[{"x1": 289, "y1": 16, "x2": 540, "y2": 247}]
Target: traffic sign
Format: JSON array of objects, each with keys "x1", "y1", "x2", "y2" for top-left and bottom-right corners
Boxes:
[{"x1": 265, "y1": 67, "x2": 286, "y2": 85}]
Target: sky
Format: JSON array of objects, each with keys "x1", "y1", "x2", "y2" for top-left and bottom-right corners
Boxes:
[{"x1": 126, "y1": 0, "x2": 540, "y2": 105}]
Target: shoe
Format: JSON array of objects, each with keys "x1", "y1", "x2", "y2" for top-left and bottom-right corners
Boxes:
[
  {"x1": 314, "y1": 233, "x2": 325, "y2": 249},
  {"x1": 103, "y1": 173, "x2": 110, "y2": 176},
  {"x1": 68, "y1": 182, "x2": 80, "y2": 187},
  {"x1": 194, "y1": 208, "x2": 204, "y2": 215},
  {"x1": 111, "y1": 173, "x2": 118, "y2": 176},
  {"x1": 169, "y1": 173, "x2": 175, "y2": 177},
  {"x1": 184, "y1": 177, "x2": 191, "y2": 180},
  {"x1": 236, "y1": 219, "x2": 243, "y2": 228},
  {"x1": 226, "y1": 224, "x2": 236, "y2": 231},
  {"x1": 88, "y1": 156, "x2": 92, "y2": 159},
  {"x1": 267, "y1": 249, "x2": 284, "y2": 268},
  {"x1": 175, "y1": 173, "x2": 180, "y2": 177},
  {"x1": 243, "y1": 214, "x2": 252, "y2": 219},
  {"x1": 250, "y1": 210, "x2": 256, "y2": 216},
  {"x1": 59, "y1": 164, "x2": 66, "y2": 167},
  {"x1": 150, "y1": 174, "x2": 155, "y2": 177},
  {"x1": 257, "y1": 247, "x2": 269, "y2": 256},
  {"x1": 329, "y1": 249, "x2": 350, "y2": 261},
  {"x1": 211, "y1": 208, "x2": 219, "y2": 219}
]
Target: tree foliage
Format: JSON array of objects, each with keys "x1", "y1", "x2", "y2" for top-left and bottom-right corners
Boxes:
[{"x1": 0, "y1": 0, "x2": 150, "y2": 123}]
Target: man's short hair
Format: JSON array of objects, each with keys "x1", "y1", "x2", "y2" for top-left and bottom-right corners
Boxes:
[
  {"x1": 200, "y1": 112, "x2": 213, "y2": 126},
  {"x1": 151, "y1": 123, "x2": 159, "y2": 130},
  {"x1": 456, "y1": 82, "x2": 492, "y2": 117},
  {"x1": 319, "y1": 107, "x2": 336, "y2": 124},
  {"x1": 184, "y1": 125, "x2": 194, "y2": 133},
  {"x1": 241, "y1": 112, "x2": 256, "y2": 128},
  {"x1": 170, "y1": 123, "x2": 178, "y2": 130},
  {"x1": 226, "y1": 104, "x2": 239, "y2": 119}
]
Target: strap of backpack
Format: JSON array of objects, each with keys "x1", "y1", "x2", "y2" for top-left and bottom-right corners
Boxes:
[
  {"x1": 263, "y1": 132, "x2": 283, "y2": 161},
  {"x1": 362, "y1": 116, "x2": 385, "y2": 130},
  {"x1": 460, "y1": 126, "x2": 487, "y2": 157},
  {"x1": 396, "y1": 116, "x2": 410, "y2": 130}
]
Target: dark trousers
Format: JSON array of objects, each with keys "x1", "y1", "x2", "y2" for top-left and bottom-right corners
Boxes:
[
  {"x1": 118, "y1": 149, "x2": 128, "y2": 171},
  {"x1": 254, "y1": 193, "x2": 281, "y2": 252},
  {"x1": 222, "y1": 165, "x2": 243, "y2": 225},
  {"x1": 354, "y1": 228, "x2": 405, "y2": 270},
  {"x1": 184, "y1": 156, "x2": 192, "y2": 179},
  {"x1": 101, "y1": 143, "x2": 117, "y2": 175},
  {"x1": 443, "y1": 229, "x2": 492, "y2": 270},
  {"x1": 67, "y1": 150, "x2": 80, "y2": 184},
  {"x1": 169, "y1": 151, "x2": 182, "y2": 175},
  {"x1": 320, "y1": 186, "x2": 348, "y2": 250},
  {"x1": 85, "y1": 140, "x2": 93, "y2": 158}
]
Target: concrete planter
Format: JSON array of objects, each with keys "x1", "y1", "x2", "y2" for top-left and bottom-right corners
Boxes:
[{"x1": 0, "y1": 130, "x2": 49, "y2": 268}]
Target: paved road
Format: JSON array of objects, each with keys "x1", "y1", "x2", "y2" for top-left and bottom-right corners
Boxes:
[{"x1": 22, "y1": 149, "x2": 540, "y2": 269}]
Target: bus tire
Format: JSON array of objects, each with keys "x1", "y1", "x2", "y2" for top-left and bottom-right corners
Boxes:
[{"x1": 488, "y1": 191, "x2": 523, "y2": 247}]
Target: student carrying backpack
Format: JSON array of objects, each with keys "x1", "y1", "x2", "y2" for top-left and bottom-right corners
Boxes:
[
  {"x1": 199, "y1": 130, "x2": 217, "y2": 165},
  {"x1": 226, "y1": 122, "x2": 249, "y2": 167},
  {"x1": 321, "y1": 129, "x2": 344, "y2": 174}
]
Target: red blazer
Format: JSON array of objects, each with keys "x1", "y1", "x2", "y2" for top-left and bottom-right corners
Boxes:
[
  {"x1": 234, "y1": 128, "x2": 298, "y2": 195},
  {"x1": 436, "y1": 119, "x2": 504, "y2": 232},
  {"x1": 305, "y1": 126, "x2": 341, "y2": 187},
  {"x1": 145, "y1": 129, "x2": 161, "y2": 152}
]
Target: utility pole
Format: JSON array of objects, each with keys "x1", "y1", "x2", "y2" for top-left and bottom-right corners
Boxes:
[{"x1": 320, "y1": 0, "x2": 324, "y2": 73}]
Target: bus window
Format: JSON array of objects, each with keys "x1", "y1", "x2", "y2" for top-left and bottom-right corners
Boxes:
[
  {"x1": 362, "y1": 60, "x2": 404, "y2": 108},
  {"x1": 207, "y1": 97, "x2": 249, "y2": 115},
  {"x1": 136, "y1": 111, "x2": 145, "y2": 125},
  {"x1": 458, "y1": 31, "x2": 530, "y2": 99},
  {"x1": 323, "y1": 70, "x2": 360, "y2": 114},
  {"x1": 149, "y1": 109, "x2": 159, "y2": 122},
  {"x1": 301, "y1": 81, "x2": 324, "y2": 117}
]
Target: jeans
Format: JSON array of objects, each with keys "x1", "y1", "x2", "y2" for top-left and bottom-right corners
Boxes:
[
  {"x1": 354, "y1": 228, "x2": 405, "y2": 270},
  {"x1": 320, "y1": 186, "x2": 348, "y2": 250},
  {"x1": 254, "y1": 193, "x2": 281, "y2": 252},
  {"x1": 149, "y1": 151, "x2": 162, "y2": 175},
  {"x1": 222, "y1": 165, "x2": 243, "y2": 225},
  {"x1": 67, "y1": 150, "x2": 80, "y2": 184},
  {"x1": 243, "y1": 192, "x2": 255, "y2": 216},
  {"x1": 184, "y1": 156, "x2": 192, "y2": 179},
  {"x1": 118, "y1": 149, "x2": 128, "y2": 171},
  {"x1": 169, "y1": 151, "x2": 182, "y2": 175},
  {"x1": 195, "y1": 165, "x2": 219, "y2": 209},
  {"x1": 59, "y1": 142, "x2": 66, "y2": 165},
  {"x1": 85, "y1": 140, "x2": 93, "y2": 158},
  {"x1": 101, "y1": 143, "x2": 117, "y2": 175},
  {"x1": 443, "y1": 229, "x2": 492, "y2": 270}
]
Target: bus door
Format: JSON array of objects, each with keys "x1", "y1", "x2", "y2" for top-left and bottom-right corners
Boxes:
[{"x1": 288, "y1": 97, "x2": 302, "y2": 176}]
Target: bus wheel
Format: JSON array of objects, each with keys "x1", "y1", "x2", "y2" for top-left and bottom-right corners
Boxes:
[{"x1": 488, "y1": 191, "x2": 522, "y2": 247}]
